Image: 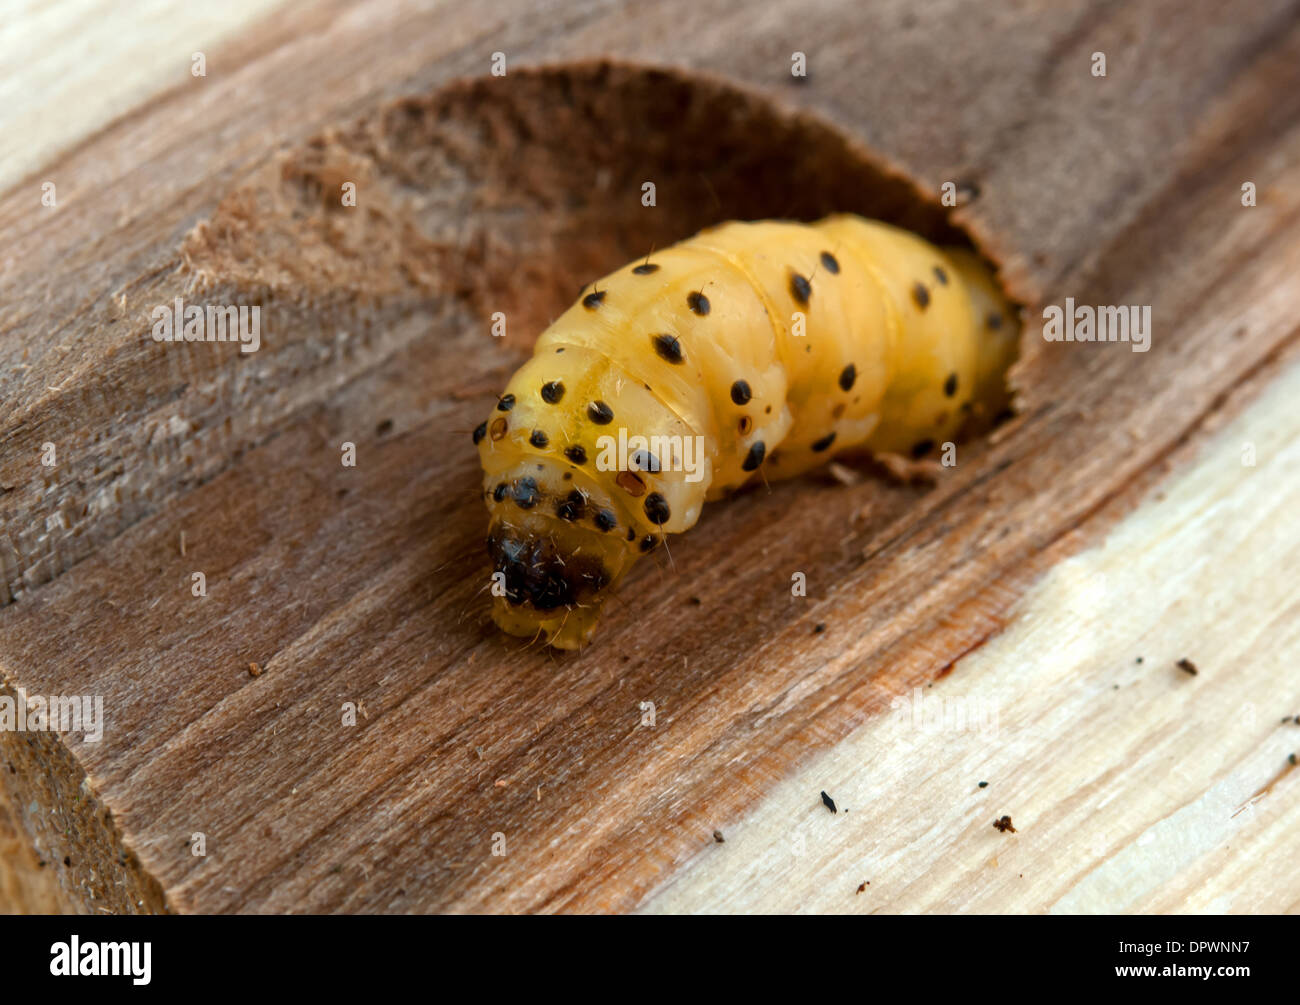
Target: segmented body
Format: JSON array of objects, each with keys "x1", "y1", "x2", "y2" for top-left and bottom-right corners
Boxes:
[{"x1": 474, "y1": 215, "x2": 1019, "y2": 648}]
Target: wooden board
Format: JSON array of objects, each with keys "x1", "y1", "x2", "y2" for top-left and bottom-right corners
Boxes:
[{"x1": 1, "y1": 0, "x2": 1299, "y2": 913}]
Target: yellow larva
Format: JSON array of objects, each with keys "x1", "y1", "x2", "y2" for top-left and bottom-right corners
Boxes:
[{"x1": 473, "y1": 215, "x2": 1020, "y2": 649}]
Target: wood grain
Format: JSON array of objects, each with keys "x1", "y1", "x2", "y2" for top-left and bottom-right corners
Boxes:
[{"x1": 1, "y1": 0, "x2": 1298, "y2": 913}]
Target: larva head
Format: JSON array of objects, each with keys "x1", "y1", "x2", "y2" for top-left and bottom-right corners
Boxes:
[
  {"x1": 480, "y1": 441, "x2": 644, "y2": 650},
  {"x1": 475, "y1": 344, "x2": 709, "y2": 648},
  {"x1": 484, "y1": 502, "x2": 635, "y2": 649}
]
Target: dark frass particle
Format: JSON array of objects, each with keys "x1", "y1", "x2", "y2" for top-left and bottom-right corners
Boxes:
[
  {"x1": 742, "y1": 441, "x2": 766, "y2": 471},
  {"x1": 644, "y1": 493, "x2": 671, "y2": 525},
  {"x1": 978, "y1": 781, "x2": 989, "y2": 789},
  {"x1": 813, "y1": 623, "x2": 826, "y2": 634},
  {"x1": 790, "y1": 272, "x2": 812, "y2": 305},
  {"x1": 651, "y1": 333, "x2": 685, "y2": 364},
  {"x1": 540, "y1": 380, "x2": 565, "y2": 404},
  {"x1": 820, "y1": 251, "x2": 840, "y2": 274},
  {"x1": 587, "y1": 400, "x2": 614, "y2": 425},
  {"x1": 821, "y1": 791, "x2": 837, "y2": 814},
  {"x1": 993, "y1": 815, "x2": 1016, "y2": 833},
  {"x1": 564, "y1": 445, "x2": 587, "y2": 465},
  {"x1": 1177, "y1": 658, "x2": 1198, "y2": 676},
  {"x1": 472, "y1": 421, "x2": 487, "y2": 444},
  {"x1": 730, "y1": 379, "x2": 752, "y2": 405},
  {"x1": 497, "y1": 393, "x2": 516, "y2": 412},
  {"x1": 376, "y1": 418, "x2": 393, "y2": 436},
  {"x1": 529, "y1": 429, "x2": 548, "y2": 448},
  {"x1": 713, "y1": 830, "x2": 725, "y2": 844},
  {"x1": 582, "y1": 289, "x2": 605, "y2": 310},
  {"x1": 839, "y1": 364, "x2": 856, "y2": 392},
  {"x1": 687, "y1": 291, "x2": 710, "y2": 315}
]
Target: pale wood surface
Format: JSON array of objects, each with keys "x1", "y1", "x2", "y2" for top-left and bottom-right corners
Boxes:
[
  {"x1": 644, "y1": 355, "x2": 1300, "y2": 914},
  {"x1": 1, "y1": 0, "x2": 1298, "y2": 913}
]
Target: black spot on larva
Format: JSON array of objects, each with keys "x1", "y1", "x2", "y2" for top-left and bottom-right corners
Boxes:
[
  {"x1": 511, "y1": 477, "x2": 540, "y2": 509},
  {"x1": 687, "y1": 291, "x2": 710, "y2": 315},
  {"x1": 627, "y1": 527, "x2": 637, "y2": 541},
  {"x1": 790, "y1": 272, "x2": 812, "y2": 304},
  {"x1": 632, "y1": 262, "x2": 659, "y2": 275},
  {"x1": 529, "y1": 429, "x2": 548, "y2": 448},
  {"x1": 738, "y1": 415, "x2": 753, "y2": 435},
  {"x1": 594, "y1": 508, "x2": 617, "y2": 532},
  {"x1": 933, "y1": 265, "x2": 949, "y2": 285},
  {"x1": 742, "y1": 441, "x2": 766, "y2": 471},
  {"x1": 911, "y1": 439, "x2": 935, "y2": 459},
  {"x1": 472, "y1": 421, "x2": 487, "y2": 444},
  {"x1": 644, "y1": 493, "x2": 671, "y2": 525},
  {"x1": 555, "y1": 489, "x2": 587, "y2": 522},
  {"x1": 811, "y1": 432, "x2": 836, "y2": 452},
  {"x1": 540, "y1": 380, "x2": 565, "y2": 404},
  {"x1": 944, "y1": 373, "x2": 958, "y2": 397},
  {"x1": 820, "y1": 251, "x2": 840, "y2": 274},
  {"x1": 497, "y1": 393, "x2": 516, "y2": 412},
  {"x1": 651, "y1": 333, "x2": 684, "y2": 364},
  {"x1": 588, "y1": 400, "x2": 614, "y2": 424},
  {"x1": 640, "y1": 534, "x2": 659, "y2": 553},
  {"x1": 839, "y1": 364, "x2": 856, "y2": 392},
  {"x1": 492, "y1": 482, "x2": 508, "y2": 502},
  {"x1": 912, "y1": 282, "x2": 930, "y2": 309},
  {"x1": 555, "y1": 347, "x2": 565, "y2": 353},
  {"x1": 731, "y1": 379, "x2": 752, "y2": 405},
  {"x1": 988, "y1": 312, "x2": 1004, "y2": 330},
  {"x1": 630, "y1": 448, "x2": 660, "y2": 473},
  {"x1": 564, "y1": 444, "x2": 587, "y2": 465},
  {"x1": 582, "y1": 290, "x2": 605, "y2": 310}
]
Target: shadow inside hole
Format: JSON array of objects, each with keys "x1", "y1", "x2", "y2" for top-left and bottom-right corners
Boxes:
[{"x1": 405, "y1": 61, "x2": 984, "y2": 340}]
